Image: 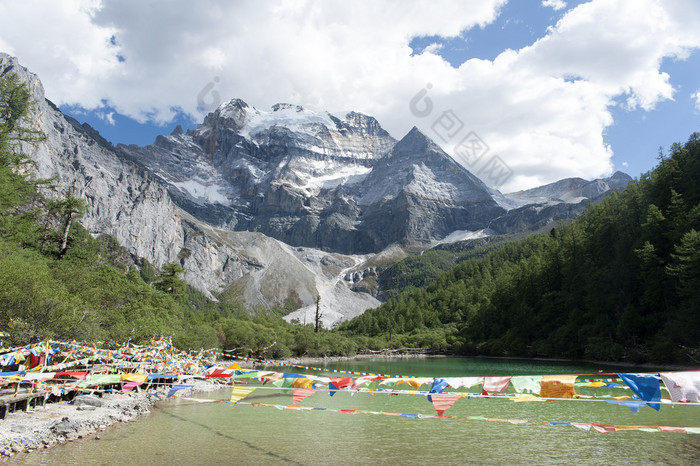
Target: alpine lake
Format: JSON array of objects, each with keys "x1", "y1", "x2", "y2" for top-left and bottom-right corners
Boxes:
[{"x1": 10, "y1": 357, "x2": 700, "y2": 465}]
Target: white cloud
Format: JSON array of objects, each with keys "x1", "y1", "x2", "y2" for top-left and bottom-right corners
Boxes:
[
  {"x1": 692, "y1": 90, "x2": 700, "y2": 112},
  {"x1": 0, "y1": 36, "x2": 15, "y2": 55},
  {"x1": 542, "y1": 0, "x2": 567, "y2": 11},
  {"x1": 1, "y1": 0, "x2": 699, "y2": 191},
  {"x1": 97, "y1": 110, "x2": 115, "y2": 125}
]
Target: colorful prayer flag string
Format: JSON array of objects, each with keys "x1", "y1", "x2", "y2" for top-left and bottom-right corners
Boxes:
[{"x1": 212, "y1": 399, "x2": 700, "y2": 435}]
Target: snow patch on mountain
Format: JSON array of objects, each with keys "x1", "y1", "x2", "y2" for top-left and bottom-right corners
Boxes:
[
  {"x1": 433, "y1": 229, "x2": 489, "y2": 246},
  {"x1": 171, "y1": 179, "x2": 231, "y2": 205},
  {"x1": 244, "y1": 104, "x2": 336, "y2": 137},
  {"x1": 406, "y1": 163, "x2": 461, "y2": 200},
  {"x1": 300, "y1": 164, "x2": 372, "y2": 192}
]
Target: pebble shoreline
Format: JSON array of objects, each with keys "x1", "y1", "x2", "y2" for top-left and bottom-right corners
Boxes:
[{"x1": 0, "y1": 381, "x2": 218, "y2": 460}]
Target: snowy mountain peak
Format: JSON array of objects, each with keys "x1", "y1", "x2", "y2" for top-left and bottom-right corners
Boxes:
[
  {"x1": 332, "y1": 111, "x2": 391, "y2": 139},
  {"x1": 207, "y1": 98, "x2": 251, "y2": 130},
  {"x1": 391, "y1": 126, "x2": 441, "y2": 158},
  {"x1": 244, "y1": 103, "x2": 336, "y2": 137},
  {"x1": 271, "y1": 102, "x2": 304, "y2": 112}
]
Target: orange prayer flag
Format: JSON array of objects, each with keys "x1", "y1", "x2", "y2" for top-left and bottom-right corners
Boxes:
[
  {"x1": 659, "y1": 426, "x2": 687, "y2": 433},
  {"x1": 540, "y1": 375, "x2": 578, "y2": 399}
]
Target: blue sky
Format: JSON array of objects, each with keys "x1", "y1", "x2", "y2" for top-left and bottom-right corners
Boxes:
[
  {"x1": 2, "y1": 0, "x2": 699, "y2": 191},
  {"x1": 407, "y1": 0, "x2": 700, "y2": 180}
]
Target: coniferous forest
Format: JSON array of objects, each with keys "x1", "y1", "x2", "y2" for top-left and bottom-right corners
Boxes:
[
  {"x1": 341, "y1": 134, "x2": 700, "y2": 364},
  {"x1": 2, "y1": 72, "x2": 699, "y2": 364}
]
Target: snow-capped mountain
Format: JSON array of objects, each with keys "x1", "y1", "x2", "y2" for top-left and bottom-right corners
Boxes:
[
  {"x1": 119, "y1": 99, "x2": 506, "y2": 254},
  {"x1": 505, "y1": 171, "x2": 633, "y2": 207}
]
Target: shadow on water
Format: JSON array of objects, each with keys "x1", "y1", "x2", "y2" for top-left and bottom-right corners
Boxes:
[{"x1": 153, "y1": 402, "x2": 303, "y2": 465}]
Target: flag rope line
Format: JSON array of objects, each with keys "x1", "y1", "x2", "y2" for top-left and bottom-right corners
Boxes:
[
  {"x1": 233, "y1": 384, "x2": 700, "y2": 405},
  {"x1": 168, "y1": 395, "x2": 700, "y2": 435}
]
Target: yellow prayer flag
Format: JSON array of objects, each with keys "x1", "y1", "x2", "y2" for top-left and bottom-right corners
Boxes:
[
  {"x1": 230, "y1": 386, "x2": 256, "y2": 404},
  {"x1": 120, "y1": 374, "x2": 149, "y2": 383},
  {"x1": 580, "y1": 381, "x2": 606, "y2": 388},
  {"x1": 512, "y1": 393, "x2": 546, "y2": 403},
  {"x1": 292, "y1": 378, "x2": 313, "y2": 389},
  {"x1": 396, "y1": 378, "x2": 431, "y2": 390}
]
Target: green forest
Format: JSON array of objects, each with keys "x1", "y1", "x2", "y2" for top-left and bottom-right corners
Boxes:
[
  {"x1": 2, "y1": 72, "x2": 698, "y2": 364},
  {"x1": 341, "y1": 134, "x2": 700, "y2": 364}
]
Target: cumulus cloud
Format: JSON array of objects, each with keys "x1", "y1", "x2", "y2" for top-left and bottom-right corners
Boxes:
[
  {"x1": 542, "y1": 0, "x2": 567, "y2": 11},
  {"x1": 0, "y1": 0, "x2": 699, "y2": 191}
]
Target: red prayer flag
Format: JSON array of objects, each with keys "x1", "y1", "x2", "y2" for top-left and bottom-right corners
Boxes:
[
  {"x1": 431, "y1": 393, "x2": 463, "y2": 417},
  {"x1": 592, "y1": 424, "x2": 616, "y2": 433},
  {"x1": 483, "y1": 376, "x2": 512, "y2": 393},
  {"x1": 293, "y1": 388, "x2": 317, "y2": 404},
  {"x1": 329, "y1": 377, "x2": 353, "y2": 389}
]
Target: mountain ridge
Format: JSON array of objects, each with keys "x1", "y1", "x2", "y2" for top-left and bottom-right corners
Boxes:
[{"x1": 1, "y1": 52, "x2": 632, "y2": 327}]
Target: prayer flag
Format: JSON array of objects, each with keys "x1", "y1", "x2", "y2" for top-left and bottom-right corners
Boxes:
[
  {"x1": 293, "y1": 389, "x2": 317, "y2": 404},
  {"x1": 429, "y1": 378, "x2": 449, "y2": 395},
  {"x1": 511, "y1": 376, "x2": 542, "y2": 395},
  {"x1": 619, "y1": 373, "x2": 661, "y2": 411},
  {"x1": 660, "y1": 372, "x2": 700, "y2": 403},
  {"x1": 444, "y1": 377, "x2": 483, "y2": 390},
  {"x1": 230, "y1": 386, "x2": 256, "y2": 403},
  {"x1": 592, "y1": 424, "x2": 616, "y2": 433},
  {"x1": 431, "y1": 393, "x2": 462, "y2": 417},
  {"x1": 121, "y1": 381, "x2": 142, "y2": 392},
  {"x1": 483, "y1": 376, "x2": 512, "y2": 393},
  {"x1": 292, "y1": 378, "x2": 314, "y2": 389},
  {"x1": 121, "y1": 374, "x2": 149, "y2": 383},
  {"x1": 540, "y1": 375, "x2": 578, "y2": 399},
  {"x1": 605, "y1": 399, "x2": 646, "y2": 413},
  {"x1": 167, "y1": 384, "x2": 194, "y2": 398}
]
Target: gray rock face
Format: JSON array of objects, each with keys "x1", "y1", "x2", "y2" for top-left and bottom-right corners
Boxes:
[
  {"x1": 1, "y1": 53, "x2": 185, "y2": 268},
  {"x1": 120, "y1": 102, "x2": 507, "y2": 253},
  {"x1": 0, "y1": 54, "x2": 379, "y2": 318}
]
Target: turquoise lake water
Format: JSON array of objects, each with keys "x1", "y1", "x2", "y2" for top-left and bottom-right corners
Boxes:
[{"x1": 11, "y1": 357, "x2": 700, "y2": 465}]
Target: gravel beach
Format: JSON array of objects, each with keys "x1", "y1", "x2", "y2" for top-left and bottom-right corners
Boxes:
[{"x1": 0, "y1": 380, "x2": 219, "y2": 459}]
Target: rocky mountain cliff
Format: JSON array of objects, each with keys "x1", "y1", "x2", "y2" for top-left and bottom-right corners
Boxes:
[
  {"x1": 1, "y1": 53, "x2": 631, "y2": 327},
  {"x1": 118, "y1": 100, "x2": 506, "y2": 254},
  {"x1": 1, "y1": 53, "x2": 380, "y2": 326}
]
